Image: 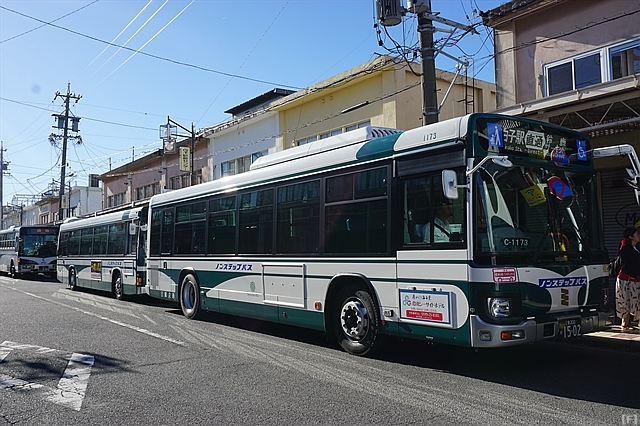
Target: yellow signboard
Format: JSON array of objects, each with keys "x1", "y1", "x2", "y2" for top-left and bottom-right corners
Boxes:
[{"x1": 179, "y1": 147, "x2": 191, "y2": 172}]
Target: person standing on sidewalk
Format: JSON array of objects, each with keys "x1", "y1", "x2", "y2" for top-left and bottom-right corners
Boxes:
[{"x1": 616, "y1": 227, "x2": 640, "y2": 331}]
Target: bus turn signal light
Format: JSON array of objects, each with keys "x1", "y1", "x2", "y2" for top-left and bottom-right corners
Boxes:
[{"x1": 501, "y1": 330, "x2": 525, "y2": 341}]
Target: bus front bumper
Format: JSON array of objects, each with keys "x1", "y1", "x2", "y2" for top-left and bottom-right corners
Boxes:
[
  {"x1": 469, "y1": 311, "x2": 609, "y2": 348},
  {"x1": 19, "y1": 265, "x2": 57, "y2": 273}
]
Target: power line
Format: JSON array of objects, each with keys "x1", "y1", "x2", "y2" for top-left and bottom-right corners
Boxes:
[
  {"x1": 0, "y1": 0, "x2": 99, "y2": 44},
  {"x1": 0, "y1": 5, "x2": 303, "y2": 90}
]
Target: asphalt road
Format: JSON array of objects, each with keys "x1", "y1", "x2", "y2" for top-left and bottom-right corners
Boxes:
[{"x1": 0, "y1": 275, "x2": 638, "y2": 425}]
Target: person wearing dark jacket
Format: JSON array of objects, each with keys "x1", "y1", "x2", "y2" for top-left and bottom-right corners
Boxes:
[{"x1": 616, "y1": 227, "x2": 640, "y2": 331}]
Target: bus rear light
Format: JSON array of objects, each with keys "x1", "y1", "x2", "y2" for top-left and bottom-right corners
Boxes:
[
  {"x1": 501, "y1": 330, "x2": 525, "y2": 341},
  {"x1": 314, "y1": 301, "x2": 322, "y2": 310},
  {"x1": 479, "y1": 330, "x2": 491, "y2": 341},
  {"x1": 136, "y1": 277, "x2": 143, "y2": 286}
]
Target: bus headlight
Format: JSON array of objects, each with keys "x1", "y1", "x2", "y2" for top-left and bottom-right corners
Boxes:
[{"x1": 488, "y1": 297, "x2": 511, "y2": 318}]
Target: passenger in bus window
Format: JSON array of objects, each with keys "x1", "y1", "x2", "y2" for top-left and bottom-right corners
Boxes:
[{"x1": 423, "y1": 198, "x2": 452, "y2": 243}]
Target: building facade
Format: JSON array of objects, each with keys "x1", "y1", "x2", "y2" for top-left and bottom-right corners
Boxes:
[
  {"x1": 482, "y1": 0, "x2": 640, "y2": 261},
  {"x1": 2, "y1": 182, "x2": 102, "y2": 226},
  {"x1": 92, "y1": 56, "x2": 495, "y2": 214}
]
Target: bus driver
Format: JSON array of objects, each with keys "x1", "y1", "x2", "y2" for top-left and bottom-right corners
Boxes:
[{"x1": 423, "y1": 198, "x2": 452, "y2": 243}]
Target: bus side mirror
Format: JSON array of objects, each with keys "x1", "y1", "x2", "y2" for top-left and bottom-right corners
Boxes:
[{"x1": 442, "y1": 170, "x2": 463, "y2": 199}]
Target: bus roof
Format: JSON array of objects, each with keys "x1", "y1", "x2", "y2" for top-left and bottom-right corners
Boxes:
[
  {"x1": 0, "y1": 224, "x2": 58, "y2": 235},
  {"x1": 59, "y1": 206, "x2": 147, "y2": 231},
  {"x1": 148, "y1": 114, "x2": 476, "y2": 208}
]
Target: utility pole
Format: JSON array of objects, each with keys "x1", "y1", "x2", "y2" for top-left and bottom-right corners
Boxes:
[
  {"x1": 160, "y1": 117, "x2": 197, "y2": 187},
  {"x1": 417, "y1": 2, "x2": 438, "y2": 125},
  {"x1": 0, "y1": 141, "x2": 7, "y2": 229},
  {"x1": 376, "y1": 0, "x2": 477, "y2": 126},
  {"x1": 50, "y1": 83, "x2": 82, "y2": 221}
]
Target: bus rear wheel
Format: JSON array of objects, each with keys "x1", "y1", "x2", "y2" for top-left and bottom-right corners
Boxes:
[
  {"x1": 180, "y1": 274, "x2": 201, "y2": 319},
  {"x1": 114, "y1": 274, "x2": 125, "y2": 301},
  {"x1": 332, "y1": 285, "x2": 380, "y2": 356}
]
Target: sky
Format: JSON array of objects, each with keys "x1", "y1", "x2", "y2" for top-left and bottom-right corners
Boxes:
[{"x1": 0, "y1": 0, "x2": 505, "y2": 208}]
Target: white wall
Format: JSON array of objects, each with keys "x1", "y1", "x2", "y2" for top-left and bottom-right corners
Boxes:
[
  {"x1": 208, "y1": 112, "x2": 279, "y2": 180},
  {"x1": 70, "y1": 186, "x2": 102, "y2": 216}
]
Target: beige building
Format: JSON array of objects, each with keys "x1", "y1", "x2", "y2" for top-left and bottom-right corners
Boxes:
[
  {"x1": 271, "y1": 56, "x2": 495, "y2": 150},
  {"x1": 482, "y1": 0, "x2": 640, "y2": 258}
]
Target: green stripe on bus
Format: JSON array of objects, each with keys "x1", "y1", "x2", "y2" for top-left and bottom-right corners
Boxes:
[{"x1": 210, "y1": 298, "x2": 325, "y2": 331}]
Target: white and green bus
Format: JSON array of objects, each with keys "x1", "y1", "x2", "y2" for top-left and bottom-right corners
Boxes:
[
  {"x1": 145, "y1": 113, "x2": 640, "y2": 355},
  {"x1": 0, "y1": 225, "x2": 59, "y2": 278},
  {"x1": 57, "y1": 206, "x2": 148, "y2": 300}
]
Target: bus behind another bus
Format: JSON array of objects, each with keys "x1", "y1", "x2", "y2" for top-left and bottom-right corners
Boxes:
[
  {"x1": 0, "y1": 225, "x2": 58, "y2": 278},
  {"x1": 57, "y1": 206, "x2": 147, "y2": 299}
]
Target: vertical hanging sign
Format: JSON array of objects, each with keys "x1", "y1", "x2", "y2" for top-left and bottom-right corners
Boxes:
[{"x1": 179, "y1": 147, "x2": 191, "y2": 172}]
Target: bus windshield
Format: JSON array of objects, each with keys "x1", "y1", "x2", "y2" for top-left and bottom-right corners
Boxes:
[
  {"x1": 19, "y1": 230, "x2": 58, "y2": 258},
  {"x1": 473, "y1": 160, "x2": 602, "y2": 265}
]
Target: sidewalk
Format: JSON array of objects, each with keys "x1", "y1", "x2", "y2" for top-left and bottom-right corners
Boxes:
[{"x1": 578, "y1": 325, "x2": 640, "y2": 350}]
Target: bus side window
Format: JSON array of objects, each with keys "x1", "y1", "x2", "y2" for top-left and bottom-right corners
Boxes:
[
  {"x1": 403, "y1": 172, "x2": 465, "y2": 246},
  {"x1": 405, "y1": 177, "x2": 432, "y2": 243}
]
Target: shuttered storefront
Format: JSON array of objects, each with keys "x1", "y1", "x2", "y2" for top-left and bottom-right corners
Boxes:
[
  {"x1": 600, "y1": 168, "x2": 640, "y2": 312},
  {"x1": 600, "y1": 168, "x2": 640, "y2": 259}
]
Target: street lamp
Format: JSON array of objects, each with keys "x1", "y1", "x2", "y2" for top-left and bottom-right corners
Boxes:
[{"x1": 159, "y1": 116, "x2": 196, "y2": 187}]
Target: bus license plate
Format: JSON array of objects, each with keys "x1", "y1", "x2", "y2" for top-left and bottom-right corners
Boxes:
[{"x1": 559, "y1": 318, "x2": 582, "y2": 338}]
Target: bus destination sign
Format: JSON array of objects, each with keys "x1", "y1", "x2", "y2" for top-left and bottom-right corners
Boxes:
[{"x1": 478, "y1": 118, "x2": 590, "y2": 166}]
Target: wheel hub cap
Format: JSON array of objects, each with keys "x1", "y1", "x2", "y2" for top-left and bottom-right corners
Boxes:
[{"x1": 340, "y1": 300, "x2": 368, "y2": 340}]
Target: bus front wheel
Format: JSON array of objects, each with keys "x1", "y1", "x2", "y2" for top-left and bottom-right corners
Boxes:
[
  {"x1": 69, "y1": 270, "x2": 77, "y2": 291},
  {"x1": 114, "y1": 274, "x2": 125, "y2": 301},
  {"x1": 180, "y1": 274, "x2": 201, "y2": 319},
  {"x1": 332, "y1": 285, "x2": 380, "y2": 356},
  {"x1": 9, "y1": 263, "x2": 17, "y2": 279}
]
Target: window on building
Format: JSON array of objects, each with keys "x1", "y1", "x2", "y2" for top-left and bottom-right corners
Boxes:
[
  {"x1": 108, "y1": 192, "x2": 127, "y2": 208},
  {"x1": 295, "y1": 120, "x2": 372, "y2": 147},
  {"x1": 221, "y1": 160, "x2": 235, "y2": 177},
  {"x1": 547, "y1": 53, "x2": 601, "y2": 96},
  {"x1": 611, "y1": 40, "x2": 640, "y2": 79},
  {"x1": 170, "y1": 176, "x2": 181, "y2": 190},
  {"x1": 220, "y1": 151, "x2": 267, "y2": 177},
  {"x1": 194, "y1": 169, "x2": 203, "y2": 185},
  {"x1": 544, "y1": 39, "x2": 640, "y2": 96}
]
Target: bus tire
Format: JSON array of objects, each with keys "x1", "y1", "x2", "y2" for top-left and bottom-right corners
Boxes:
[
  {"x1": 332, "y1": 285, "x2": 380, "y2": 356},
  {"x1": 180, "y1": 273, "x2": 201, "y2": 319},
  {"x1": 9, "y1": 263, "x2": 16, "y2": 279},
  {"x1": 114, "y1": 273, "x2": 125, "y2": 301},
  {"x1": 69, "y1": 270, "x2": 77, "y2": 291}
]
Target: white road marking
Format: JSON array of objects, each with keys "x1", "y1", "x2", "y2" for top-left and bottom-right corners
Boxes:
[
  {"x1": 0, "y1": 346, "x2": 11, "y2": 362},
  {"x1": 46, "y1": 353, "x2": 95, "y2": 411},
  {"x1": 0, "y1": 283, "x2": 185, "y2": 346},
  {"x1": 0, "y1": 374, "x2": 44, "y2": 390},
  {"x1": 0, "y1": 342, "x2": 91, "y2": 410}
]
